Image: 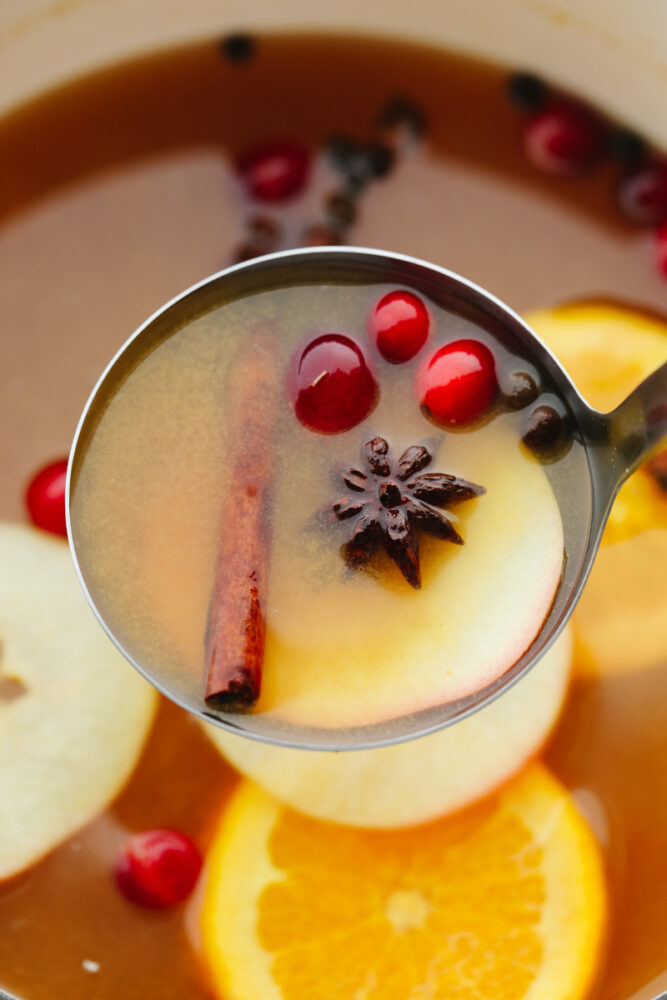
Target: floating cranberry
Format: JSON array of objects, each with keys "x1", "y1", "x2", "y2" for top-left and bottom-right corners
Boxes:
[
  {"x1": 370, "y1": 290, "x2": 430, "y2": 364},
  {"x1": 288, "y1": 334, "x2": 378, "y2": 434},
  {"x1": 25, "y1": 458, "x2": 68, "y2": 537},
  {"x1": 237, "y1": 140, "x2": 310, "y2": 202},
  {"x1": 523, "y1": 102, "x2": 604, "y2": 177},
  {"x1": 417, "y1": 340, "x2": 497, "y2": 427},
  {"x1": 656, "y1": 222, "x2": 667, "y2": 279},
  {"x1": 115, "y1": 829, "x2": 202, "y2": 908},
  {"x1": 616, "y1": 163, "x2": 667, "y2": 226}
]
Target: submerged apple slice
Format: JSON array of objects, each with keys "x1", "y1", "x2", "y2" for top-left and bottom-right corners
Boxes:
[
  {"x1": 205, "y1": 626, "x2": 572, "y2": 828},
  {"x1": 0, "y1": 523, "x2": 157, "y2": 880},
  {"x1": 256, "y1": 421, "x2": 564, "y2": 728}
]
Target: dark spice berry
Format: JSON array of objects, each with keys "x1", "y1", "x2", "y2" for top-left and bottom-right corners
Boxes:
[
  {"x1": 647, "y1": 449, "x2": 667, "y2": 492},
  {"x1": 503, "y1": 371, "x2": 540, "y2": 410},
  {"x1": 346, "y1": 156, "x2": 376, "y2": 192},
  {"x1": 656, "y1": 221, "x2": 667, "y2": 279},
  {"x1": 505, "y1": 72, "x2": 549, "y2": 113},
  {"x1": 246, "y1": 215, "x2": 281, "y2": 248},
  {"x1": 367, "y1": 143, "x2": 396, "y2": 178},
  {"x1": 341, "y1": 173, "x2": 369, "y2": 199},
  {"x1": 219, "y1": 33, "x2": 256, "y2": 63},
  {"x1": 237, "y1": 139, "x2": 310, "y2": 202},
  {"x1": 616, "y1": 163, "x2": 667, "y2": 226},
  {"x1": 325, "y1": 136, "x2": 373, "y2": 192},
  {"x1": 523, "y1": 102, "x2": 604, "y2": 177},
  {"x1": 326, "y1": 135, "x2": 360, "y2": 170},
  {"x1": 301, "y1": 224, "x2": 345, "y2": 247},
  {"x1": 233, "y1": 216, "x2": 281, "y2": 263},
  {"x1": 522, "y1": 404, "x2": 568, "y2": 458},
  {"x1": 377, "y1": 97, "x2": 427, "y2": 137},
  {"x1": 607, "y1": 127, "x2": 647, "y2": 167},
  {"x1": 326, "y1": 192, "x2": 358, "y2": 227},
  {"x1": 331, "y1": 437, "x2": 484, "y2": 589},
  {"x1": 232, "y1": 242, "x2": 269, "y2": 263}
]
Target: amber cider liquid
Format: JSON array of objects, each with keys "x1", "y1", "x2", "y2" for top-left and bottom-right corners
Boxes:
[{"x1": 0, "y1": 35, "x2": 665, "y2": 1000}]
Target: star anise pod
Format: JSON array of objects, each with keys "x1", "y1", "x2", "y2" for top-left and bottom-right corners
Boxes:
[{"x1": 331, "y1": 436, "x2": 485, "y2": 589}]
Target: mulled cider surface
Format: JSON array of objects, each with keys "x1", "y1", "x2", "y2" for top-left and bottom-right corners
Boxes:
[{"x1": 0, "y1": 32, "x2": 666, "y2": 1000}]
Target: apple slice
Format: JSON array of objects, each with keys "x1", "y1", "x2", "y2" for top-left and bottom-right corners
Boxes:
[
  {"x1": 0, "y1": 523, "x2": 157, "y2": 880},
  {"x1": 257, "y1": 420, "x2": 564, "y2": 728},
  {"x1": 203, "y1": 627, "x2": 572, "y2": 828}
]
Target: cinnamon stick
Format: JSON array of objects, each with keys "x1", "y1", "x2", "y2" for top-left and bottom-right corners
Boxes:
[{"x1": 204, "y1": 336, "x2": 277, "y2": 711}]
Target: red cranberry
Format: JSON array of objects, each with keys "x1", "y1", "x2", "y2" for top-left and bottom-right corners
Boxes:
[
  {"x1": 288, "y1": 334, "x2": 378, "y2": 434},
  {"x1": 115, "y1": 829, "x2": 202, "y2": 908},
  {"x1": 616, "y1": 163, "x2": 667, "y2": 226},
  {"x1": 417, "y1": 340, "x2": 497, "y2": 427},
  {"x1": 523, "y1": 102, "x2": 604, "y2": 177},
  {"x1": 370, "y1": 290, "x2": 430, "y2": 364},
  {"x1": 656, "y1": 222, "x2": 667, "y2": 279},
  {"x1": 25, "y1": 458, "x2": 68, "y2": 537},
  {"x1": 237, "y1": 139, "x2": 310, "y2": 202}
]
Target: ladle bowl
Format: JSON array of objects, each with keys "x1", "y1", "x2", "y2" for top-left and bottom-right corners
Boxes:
[{"x1": 66, "y1": 247, "x2": 667, "y2": 751}]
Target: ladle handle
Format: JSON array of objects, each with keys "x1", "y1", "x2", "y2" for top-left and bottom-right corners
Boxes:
[{"x1": 603, "y1": 360, "x2": 667, "y2": 489}]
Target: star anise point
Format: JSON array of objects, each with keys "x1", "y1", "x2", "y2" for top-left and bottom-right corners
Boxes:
[{"x1": 330, "y1": 436, "x2": 483, "y2": 588}]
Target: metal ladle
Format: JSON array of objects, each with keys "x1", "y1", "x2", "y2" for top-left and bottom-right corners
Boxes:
[{"x1": 67, "y1": 247, "x2": 667, "y2": 751}]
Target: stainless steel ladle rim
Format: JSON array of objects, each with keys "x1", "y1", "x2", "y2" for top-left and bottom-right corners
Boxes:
[{"x1": 66, "y1": 245, "x2": 602, "y2": 752}]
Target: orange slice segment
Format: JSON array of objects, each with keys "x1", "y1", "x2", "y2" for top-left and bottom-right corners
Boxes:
[
  {"x1": 201, "y1": 765, "x2": 606, "y2": 1000},
  {"x1": 528, "y1": 301, "x2": 667, "y2": 544},
  {"x1": 527, "y1": 301, "x2": 667, "y2": 411},
  {"x1": 527, "y1": 302, "x2": 667, "y2": 675}
]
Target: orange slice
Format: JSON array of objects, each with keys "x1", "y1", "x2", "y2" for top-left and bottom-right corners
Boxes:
[
  {"x1": 527, "y1": 301, "x2": 667, "y2": 411},
  {"x1": 527, "y1": 302, "x2": 667, "y2": 675},
  {"x1": 528, "y1": 301, "x2": 667, "y2": 545},
  {"x1": 201, "y1": 765, "x2": 606, "y2": 1000}
]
